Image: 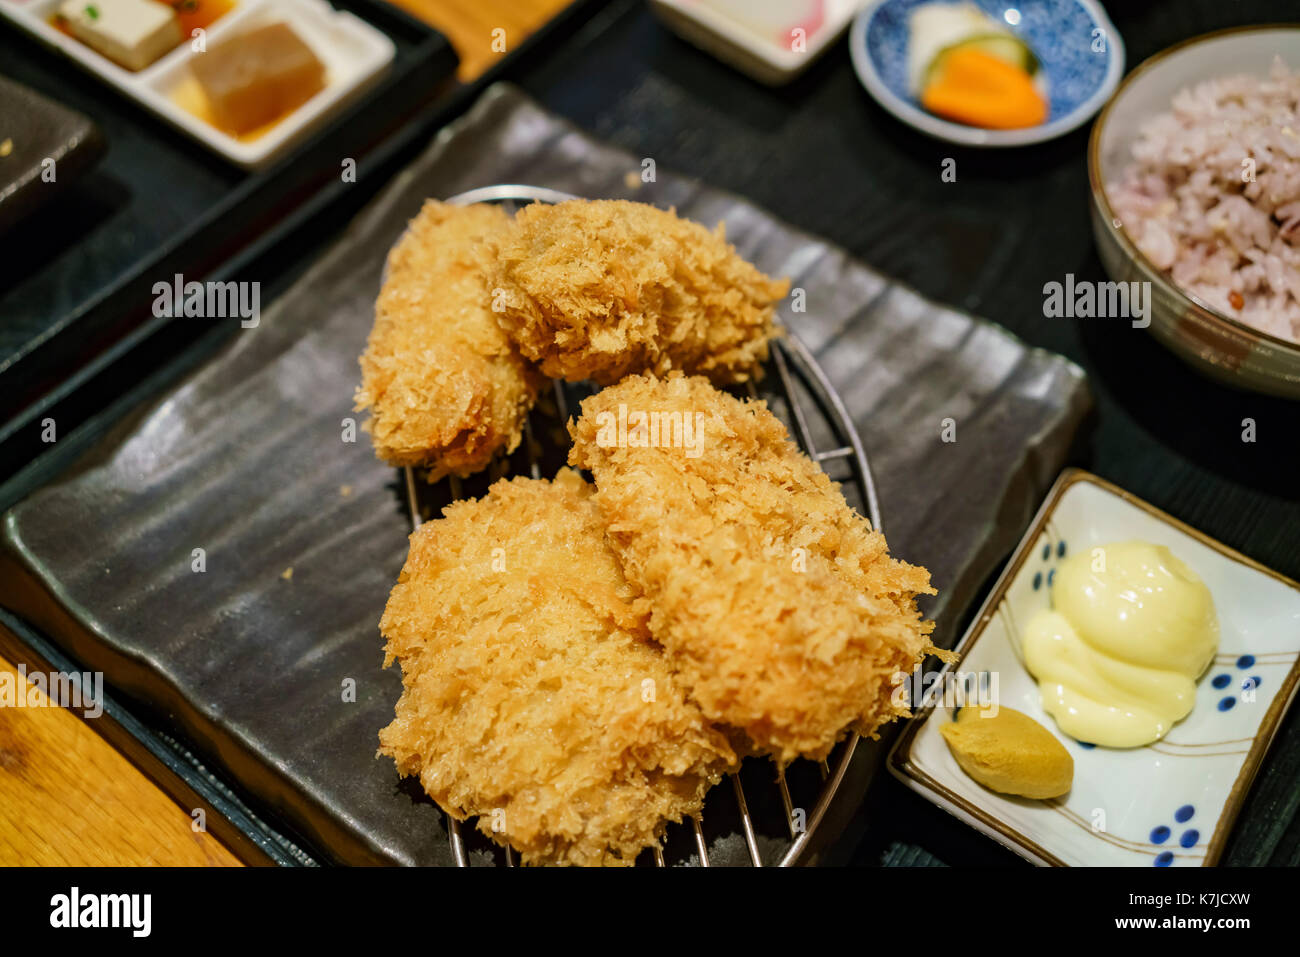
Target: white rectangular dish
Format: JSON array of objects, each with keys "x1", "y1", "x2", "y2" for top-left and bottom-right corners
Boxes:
[
  {"x1": 889, "y1": 468, "x2": 1300, "y2": 866},
  {"x1": 0, "y1": 0, "x2": 395, "y2": 169},
  {"x1": 650, "y1": 0, "x2": 869, "y2": 85}
]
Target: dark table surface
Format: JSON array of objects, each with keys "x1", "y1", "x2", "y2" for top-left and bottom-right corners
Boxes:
[
  {"x1": 4, "y1": 0, "x2": 1298, "y2": 867},
  {"x1": 490, "y1": 0, "x2": 1299, "y2": 866}
]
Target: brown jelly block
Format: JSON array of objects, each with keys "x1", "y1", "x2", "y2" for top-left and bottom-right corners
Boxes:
[{"x1": 191, "y1": 22, "x2": 326, "y2": 135}]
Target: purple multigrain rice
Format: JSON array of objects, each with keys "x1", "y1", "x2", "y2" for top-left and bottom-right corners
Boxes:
[{"x1": 1108, "y1": 57, "x2": 1300, "y2": 344}]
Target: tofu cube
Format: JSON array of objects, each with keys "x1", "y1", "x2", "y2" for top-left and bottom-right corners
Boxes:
[
  {"x1": 58, "y1": 0, "x2": 183, "y2": 72},
  {"x1": 190, "y1": 22, "x2": 327, "y2": 135}
]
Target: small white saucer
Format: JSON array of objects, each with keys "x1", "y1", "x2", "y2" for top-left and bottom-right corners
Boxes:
[{"x1": 890, "y1": 468, "x2": 1300, "y2": 866}]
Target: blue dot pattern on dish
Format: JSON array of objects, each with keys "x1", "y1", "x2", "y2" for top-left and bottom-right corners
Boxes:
[
  {"x1": 1218, "y1": 697, "x2": 1236, "y2": 712},
  {"x1": 862, "y1": 0, "x2": 1114, "y2": 120},
  {"x1": 1237, "y1": 654, "x2": 1255, "y2": 668},
  {"x1": 1151, "y1": 806, "x2": 1196, "y2": 865},
  {"x1": 1242, "y1": 676, "x2": 1261, "y2": 691},
  {"x1": 1032, "y1": 537, "x2": 1067, "y2": 605},
  {"x1": 1075, "y1": 739, "x2": 1094, "y2": 749},
  {"x1": 1212, "y1": 673, "x2": 1231, "y2": 689}
]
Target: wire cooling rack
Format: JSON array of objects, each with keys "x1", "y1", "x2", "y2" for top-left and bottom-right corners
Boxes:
[{"x1": 400, "y1": 185, "x2": 884, "y2": 866}]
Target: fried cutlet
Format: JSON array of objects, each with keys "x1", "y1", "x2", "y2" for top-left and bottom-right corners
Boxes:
[
  {"x1": 490, "y1": 199, "x2": 789, "y2": 386},
  {"x1": 568, "y1": 373, "x2": 939, "y2": 765},
  {"x1": 377, "y1": 469, "x2": 736, "y2": 866},
  {"x1": 356, "y1": 201, "x2": 543, "y2": 480}
]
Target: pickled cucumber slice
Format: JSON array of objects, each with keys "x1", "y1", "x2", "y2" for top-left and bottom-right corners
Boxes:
[
  {"x1": 935, "y1": 33, "x2": 1038, "y2": 80},
  {"x1": 907, "y1": 2, "x2": 1038, "y2": 95}
]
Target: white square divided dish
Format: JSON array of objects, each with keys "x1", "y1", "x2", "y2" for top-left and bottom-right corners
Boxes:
[
  {"x1": 889, "y1": 468, "x2": 1300, "y2": 866},
  {"x1": 0, "y1": 0, "x2": 395, "y2": 169}
]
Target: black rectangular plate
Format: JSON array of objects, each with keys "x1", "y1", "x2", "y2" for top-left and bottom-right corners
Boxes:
[{"x1": 0, "y1": 74, "x2": 105, "y2": 232}]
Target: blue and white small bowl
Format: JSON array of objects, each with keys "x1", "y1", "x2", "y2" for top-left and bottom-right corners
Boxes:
[{"x1": 849, "y1": 0, "x2": 1125, "y2": 147}]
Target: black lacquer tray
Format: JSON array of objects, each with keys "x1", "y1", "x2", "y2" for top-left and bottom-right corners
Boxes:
[{"x1": 0, "y1": 0, "x2": 458, "y2": 484}]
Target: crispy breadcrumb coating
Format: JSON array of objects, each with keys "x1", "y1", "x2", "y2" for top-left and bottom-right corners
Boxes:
[
  {"x1": 378, "y1": 469, "x2": 736, "y2": 866},
  {"x1": 356, "y1": 201, "x2": 543, "y2": 479},
  {"x1": 491, "y1": 199, "x2": 789, "y2": 385},
  {"x1": 568, "y1": 373, "x2": 938, "y2": 764}
]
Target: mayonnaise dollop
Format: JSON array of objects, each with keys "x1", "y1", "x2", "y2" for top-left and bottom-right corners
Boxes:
[{"x1": 1022, "y1": 540, "x2": 1218, "y2": 748}]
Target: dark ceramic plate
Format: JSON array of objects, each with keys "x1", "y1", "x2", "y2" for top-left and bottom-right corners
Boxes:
[
  {"x1": 0, "y1": 74, "x2": 104, "y2": 233},
  {"x1": 0, "y1": 86, "x2": 1092, "y2": 865}
]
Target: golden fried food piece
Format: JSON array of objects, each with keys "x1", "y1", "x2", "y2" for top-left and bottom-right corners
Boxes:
[
  {"x1": 569, "y1": 373, "x2": 938, "y2": 764},
  {"x1": 377, "y1": 469, "x2": 736, "y2": 866},
  {"x1": 356, "y1": 201, "x2": 543, "y2": 480},
  {"x1": 491, "y1": 199, "x2": 789, "y2": 385}
]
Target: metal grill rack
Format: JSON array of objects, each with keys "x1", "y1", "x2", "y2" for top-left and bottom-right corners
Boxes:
[{"x1": 400, "y1": 186, "x2": 884, "y2": 866}]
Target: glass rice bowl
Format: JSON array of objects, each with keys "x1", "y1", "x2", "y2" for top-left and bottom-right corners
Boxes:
[{"x1": 1089, "y1": 26, "x2": 1300, "y2": 399}]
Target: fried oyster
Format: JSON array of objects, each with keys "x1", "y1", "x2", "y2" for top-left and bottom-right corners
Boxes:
[
  {"x1": 491, "y1": 199, "x2": 789, "y2": 385},
  {"x1": 356, "y1": 201, "x2": 543, "y2": 480},
  {"x1": 568, "y1": 373, "x2": 938, "y2": 764},
  {"x1": 378, "y1": 469, "x2": 736, "y2": 866}
]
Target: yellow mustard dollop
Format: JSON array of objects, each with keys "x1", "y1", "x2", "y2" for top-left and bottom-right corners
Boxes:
[
  {"x1": 939, "y1": 705, "x2": 1073, "y2": 799},
  {"x1": 1023, "y1": 540, "x2": 1218, "y2": 748}
]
